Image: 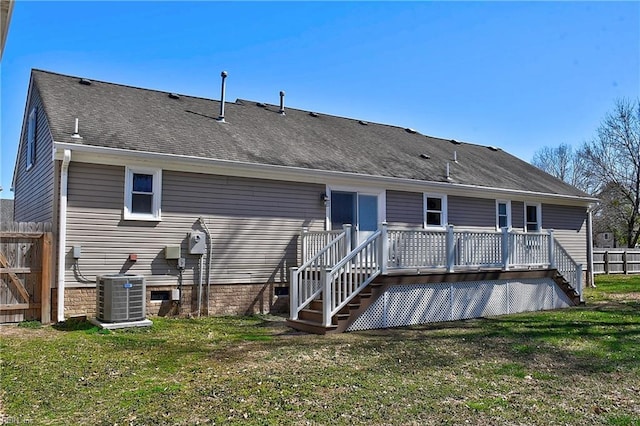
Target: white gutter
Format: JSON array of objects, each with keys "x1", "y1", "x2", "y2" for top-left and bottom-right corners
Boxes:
[{"x1": 57, "y1": 149, "x2": 71, "y2": 322}]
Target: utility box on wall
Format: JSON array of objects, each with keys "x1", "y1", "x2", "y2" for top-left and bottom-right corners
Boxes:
[
  {"x1": 189, "y1": 231, "x2": 206, "y2": 255},
  {"x1": 165, "y1": 245, "x2": 181, "y2": 260}
]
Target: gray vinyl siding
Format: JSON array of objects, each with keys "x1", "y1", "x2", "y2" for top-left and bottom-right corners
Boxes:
[
  {"x1": 64, "y1": 163, "x2": 326, "y2": 288},
  {"x1": 386, "y1": 190, "x2": 423, "y2": 227},
  {"x1": 13, "y1": 86, "x2": 55, "y2": 223},
  {"x1": 542, "y1": 204, "x2": 588, "y2": 265},
  {"x1": 448, "y1": 196, "x2": 495, "y2": 229},
  {"x1": 512, "y1": 201, "x2": 524, "y2": 230}
]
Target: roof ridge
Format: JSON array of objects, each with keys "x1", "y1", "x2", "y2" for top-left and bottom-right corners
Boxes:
[
  {"x1": 32, "y1": 68, "x2": 220, "y2": 104},
  {"x1": 233, "y1": 97, "x2": 457, "y2": 138},
  {"x1": 233, "y1": 98, "x2": 499, "y2": 149}
]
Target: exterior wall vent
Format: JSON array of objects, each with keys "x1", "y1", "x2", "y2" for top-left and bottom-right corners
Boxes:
[{"x1": 96, "y1": 274, "x2": 146, "y2": 322}]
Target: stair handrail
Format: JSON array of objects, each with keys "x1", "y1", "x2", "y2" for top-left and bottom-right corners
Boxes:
[
  {"x1": 322, "y1": 229, "x2": 383, "y2": 327},
  {"x1": 552, "y1": 238, "x2": 583, "y2": 301},
  {"x1": 290, "y1": 225, "x2": 352, "y2": 321}
]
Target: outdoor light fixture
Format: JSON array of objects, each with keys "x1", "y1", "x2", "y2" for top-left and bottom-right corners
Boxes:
[{"x1": 320, "y1": 192, "x2": 329, "y2": 206}]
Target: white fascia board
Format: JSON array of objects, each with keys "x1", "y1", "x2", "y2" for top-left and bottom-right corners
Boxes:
[{"x1": 53, "y1": 142, "x2": 598, "y2": 207}]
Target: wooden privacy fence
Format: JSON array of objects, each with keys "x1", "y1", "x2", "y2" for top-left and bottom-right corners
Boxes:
[
  {"x1": 0, "y1": 222, "x2": 53, "y2": 324},
  {"x1": 593, "y1": 249, "x2": 640, "y2": 275}
]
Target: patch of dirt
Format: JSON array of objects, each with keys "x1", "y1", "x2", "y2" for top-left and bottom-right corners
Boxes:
[
  {"x1": 609, "y1": 292, "x2": 640, "y2": 301},
  {"x1": 0, "y1": 324, "x2": 54, "y2": 338}
]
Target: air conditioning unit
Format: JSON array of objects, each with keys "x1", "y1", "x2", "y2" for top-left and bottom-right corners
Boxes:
[{"x1": 96, "y1": 274, "x2": 146, "y2": 322}]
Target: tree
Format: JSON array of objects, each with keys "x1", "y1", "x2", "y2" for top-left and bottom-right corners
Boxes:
[
  {"x1": 531, "y1": 143, "x2": 593, "y2": 193},
  {"x1": 591, "y1": 182, "x2": 630, "y2": 247},
  {"x1": 583, "y1": 98, "x2": 640, "y2": 248}
]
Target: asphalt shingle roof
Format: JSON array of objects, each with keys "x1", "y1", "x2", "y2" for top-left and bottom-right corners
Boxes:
[{"x1": 32, "y1": 69, "x2": 589, "y2": 198}]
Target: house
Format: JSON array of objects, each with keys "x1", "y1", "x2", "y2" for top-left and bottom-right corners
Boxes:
[
  {"x1": 0, "y1": 0, "x2": 14, "y2": 60},
  {"x1": 596, "y1": 232, "x2": 616, "y2": 249},
  {"x1": 11, "y1": 69, "x2": 597, "y2": 332}
]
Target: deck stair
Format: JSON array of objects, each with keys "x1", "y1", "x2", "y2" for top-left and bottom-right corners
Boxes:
[
  {"x1": 287, "y1": 281, "x2": 386, "y2": 334},
  {"x1": 551, "y1": 270, "x2": 582, "y2": 305}
]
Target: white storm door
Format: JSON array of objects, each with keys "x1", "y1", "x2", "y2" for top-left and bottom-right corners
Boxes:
[
  {"x1": 330, "y1": 191, "x2": 379, "y2": 246},
  {"x1": 357, "y1": 194, "x2": 378, "y2": 246}
]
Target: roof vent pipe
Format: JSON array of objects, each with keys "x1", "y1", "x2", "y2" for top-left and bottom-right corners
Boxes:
[
  {"x1": 453, "y1": 151, "x2": 458, "y2": 163},
  {"x1": 71, "y1": 118, "x2": 82, "y2": 139},
  {"x1": 446, "y1": 162, "x2": 452, "y2": 181},
  {"x1": 279, "y1": 91, "x2": 286, "y2": 115},
  {"x1": 218, "y1": 71, "x2": 228, "y2": 122}
]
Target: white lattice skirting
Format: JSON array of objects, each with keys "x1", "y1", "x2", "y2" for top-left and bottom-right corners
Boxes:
[{"x1": 347, "y1": 278, "x2": 572, "y2": 332}]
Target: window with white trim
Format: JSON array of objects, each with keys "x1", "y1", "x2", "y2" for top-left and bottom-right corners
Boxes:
[
  {"x1": 26, "y1": 107, "x2": 37, "y2": 170},
  {"x1": 524, "y1": 203, "x2": 541, "y2": 232},
  {"x1": 496, "y1": 200, "x2": 511, "y2": 229},
  {"x1": 124, "y1": 167, "x2": 162, "y2": 220},
  {"x1": 424, "y1": 193, "x2": 447, "y2": 228}
]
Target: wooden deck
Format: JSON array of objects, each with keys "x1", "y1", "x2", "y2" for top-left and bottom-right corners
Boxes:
[
  {"x1": 290, "y1": 225, "x2": 584, "y2": 334},
  {"x1": 286, "y1": 268, "x2": 581, "y2": 334}
]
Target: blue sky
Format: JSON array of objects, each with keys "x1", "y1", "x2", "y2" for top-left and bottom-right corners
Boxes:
[{"x1": 1, "y1": 1, "x2": 638, "y2": 198}]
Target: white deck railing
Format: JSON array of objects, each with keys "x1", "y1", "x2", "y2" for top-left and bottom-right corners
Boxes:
[
  {"x1": 387, "y1": 229, "x2": 448, "y2": 269},
  {"x1": 454, "y1": 230, "x2": 503, "y2": 268},
  {"x1": 387, "y1": 226, "x2": 554, "y2": 272},
  {"x1": 300, "y1": 227, "x2": 348, "y2": 264},
  {"x1": 321, "y1": 229, "x2": 384, "y2": 327},
  {"x1": 290, "y1": 224, "x2": 582, "y2": 326},
  {"x1": 508, "y1": 232, "x2": 551, "y2": 268},
  {"x1": 290, "y1": 225, "x2": 352, "y2": 321}
]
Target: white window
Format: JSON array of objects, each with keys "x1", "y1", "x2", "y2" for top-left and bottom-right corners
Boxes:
[
  {"x1": 524, "y1": 203, "x2": 541, "y2": 232},
  {"x1": 424, "y1": 193, "x2": 447, "y2": 228},
  {"x1": 26, "y1": 107, "x2": 37, "y2": 170},
  {"x1": 124, "y1": 167, "x2": 162, "y2": 221},
  {"x1": 496, "y1": 200, "x2": 511, "y2": 229}
]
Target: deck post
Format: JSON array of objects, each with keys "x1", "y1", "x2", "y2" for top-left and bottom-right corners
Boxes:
[
  {"x1": 343, "y1": 224, "x2": 352, "y2": 255},
  {"x1": 301, "y1": 227, "x2": 309, "y2": 264},
  {"x1": 577, "y1": 263, "x2": 584, "y2": 302},
  {"x1": 548, "y1": 229, "x2": 555, "y2": 269},
  {"x1": 446, "y1": 225, "x2": 455, "y2": 273},
  {"x1": 380, "y1": 222, "x2": 388, "y2": 274},
  {"x1": 322, "y1": 267, "x2": 332, "y2": 327},
  {"x1": 289, "y1": 267, "x2": 299, "y2": 320},
  {"x1": 501, "y1": 227, "x2": 510, "y2": 271}
]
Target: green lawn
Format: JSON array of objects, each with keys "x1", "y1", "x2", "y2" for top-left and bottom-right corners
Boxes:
[{"x1": 1, "y1": 275, "x2": 639, "y2": 425}]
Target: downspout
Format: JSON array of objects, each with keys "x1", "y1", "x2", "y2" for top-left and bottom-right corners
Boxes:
[
  {"x1": 57, "y1": 149, "x2": 71, "y2": 322},
  {"x1": 198, "y1": 217, "x2": 213, "y2": 316},
  {"x1": 587, "y1": 203, "x2": 596, "y2": 288}
]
